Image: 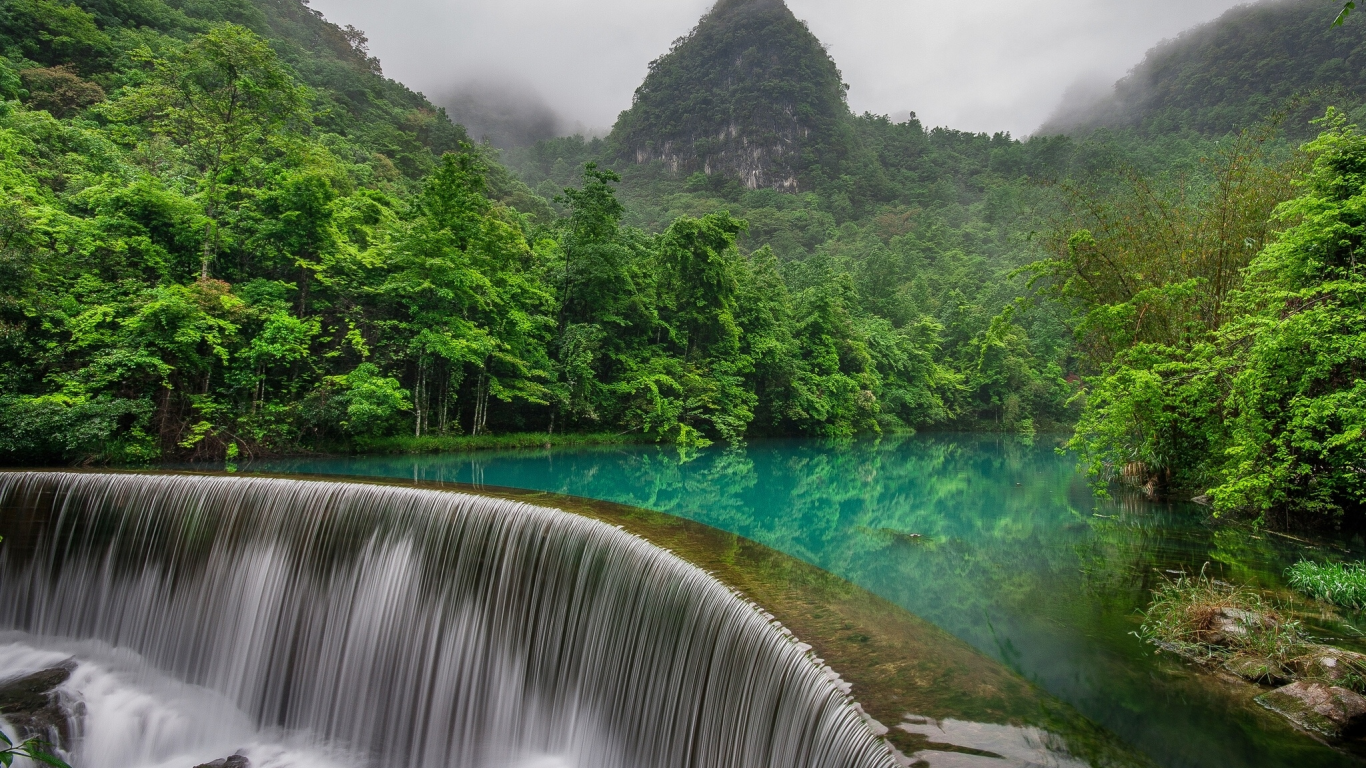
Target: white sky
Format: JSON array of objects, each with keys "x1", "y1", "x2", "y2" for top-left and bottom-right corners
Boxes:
[{"x1": 306, "y1": 0, "x2": 1255, "y2": 137}]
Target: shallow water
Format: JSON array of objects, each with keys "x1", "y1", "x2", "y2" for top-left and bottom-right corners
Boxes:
[{"x1": 239, "y1": 433, "x2": 1366, "y2": 768}]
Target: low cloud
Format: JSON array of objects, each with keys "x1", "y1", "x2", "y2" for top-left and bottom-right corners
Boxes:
[
  {"x1": 437, "y1": 78, "x2": 563, "y2": 148},
  {"x1": 309, "y1": 0, "x2": 1252, "y2": 138}
]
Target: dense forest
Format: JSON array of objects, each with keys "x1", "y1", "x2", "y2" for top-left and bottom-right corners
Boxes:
[
  {"x1": 1041, "y1": 0, "x2": 1366, "y2": 137},
  {"x1": 0, "y1": 0, "x2": 1363, "y2": 527}
]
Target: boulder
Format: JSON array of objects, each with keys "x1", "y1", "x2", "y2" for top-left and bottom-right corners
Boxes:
[
  {"x1": 1197, "y1": 606, "x2": 1269, "y2": 646},
  {"x1": 1224, "y1": 656, "x2": 1290, "y2": 685},
  {"x1": 193, "y1": 755, "x2": 249, "y2": 768},
  {"x1": 0, "y1": 661, "x2": 76, "y2": 747},
  {"x1": 1292, "y1": 646, "x2": 1366, "y2": 684},
  {"x1": 1256, "y1": 681, "x2": 1366, "y2": 738}
]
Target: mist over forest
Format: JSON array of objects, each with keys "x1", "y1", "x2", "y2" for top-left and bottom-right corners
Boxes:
[{"x1": 437, "y1": 80, "x2": 565, "y2": 149}]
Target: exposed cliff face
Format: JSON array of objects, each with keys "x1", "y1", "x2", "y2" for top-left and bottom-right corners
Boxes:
[{"x1": 609, "y1": 0, "x2": 850, "y2": 192}]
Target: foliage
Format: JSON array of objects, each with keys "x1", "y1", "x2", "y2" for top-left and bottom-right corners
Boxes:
[
  {"x1": 0, "y1": 729, "x2": 69, "y2": 768},
  {"x1": 1052, "y1": 113, "x2": 1366, "y2": 525},
  {"x1": 1048, "y1": 0, "x2": 1366, "y2": 138},
  {"x1": 8, "y1": 0, "x2": 1364, "y2": 517},
  {"x1": 1287, "y1": 559, "x2": 1366, "y2": 609},
  {"x1": 0, "y1": 0, "x2": 976, "y2": 465}
]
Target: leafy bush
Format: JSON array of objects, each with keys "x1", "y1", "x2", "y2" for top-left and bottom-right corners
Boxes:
[
  {"x1": 1054, "y1": 113, "x2": 1366, "y2": 525},
  {"x1": 326, "y1": 364, "x2": 412, "y2": 437}
]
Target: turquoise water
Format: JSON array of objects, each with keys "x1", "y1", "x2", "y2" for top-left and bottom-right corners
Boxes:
[{"x1": 238, "y1": 434, "x2": 1364, "y2": 767}]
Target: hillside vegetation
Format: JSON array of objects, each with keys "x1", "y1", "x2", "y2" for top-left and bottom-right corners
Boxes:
[
  {"x1": 2, "y1": 0, "x2": 1364, "y2": 528},
  {"x1": 1041, "y1": 0, "x2": 1366, "y2": 137}
]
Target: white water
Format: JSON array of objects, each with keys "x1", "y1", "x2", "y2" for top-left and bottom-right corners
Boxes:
[
  {"x1": 0, "y1": 639, "x2": 344, "y2": 768},
  {"x1": 0, "y1": 472, "x2": 895, "y2": 768}
]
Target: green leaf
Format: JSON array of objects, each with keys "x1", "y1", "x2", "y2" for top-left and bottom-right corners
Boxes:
[
  {"x1": 25, "y1": 749, "x2": 72, "y2": 768},
  {"x1": 1334, "y1": 2, "x2": 1355, "y2": 26}
]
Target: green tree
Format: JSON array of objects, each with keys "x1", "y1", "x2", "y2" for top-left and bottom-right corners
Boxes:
[{"x1": 104, "y1": 24, "x2": 308, "y2": 279}]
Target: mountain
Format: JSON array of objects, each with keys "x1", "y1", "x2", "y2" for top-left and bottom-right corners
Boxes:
[
  {"x1": 1039, "y1": 0, "x2": 1366, "y2": 137},
  {"x1": 608, "y1": 0, "x2": 854, "y2": 192},
  {"x1": 0, "y1": 0, "x2": 467, "y2": 179}
]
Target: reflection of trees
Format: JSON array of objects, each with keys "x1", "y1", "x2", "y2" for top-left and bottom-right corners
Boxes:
[
  {"x1": 246, "y1": 436, "x2": 1356, "y2": 764},
  {"x1": 253, "y1": 436, "x2": 1308, "y2": 663}
]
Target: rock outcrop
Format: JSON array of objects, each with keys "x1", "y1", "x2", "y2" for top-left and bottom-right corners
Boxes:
[
  {"x1": 1256, "y1": 681, "x2": 1366, "y2": 738},
  {"x1": 0, "y1": 661, "x2": 77, "y2": 750},
  {"x1": 609, "y1": 0, "x2": 853, "y2": 192},
  {"x1": 1292, "y1": 647, "x2": 1366, "y2": 685}
]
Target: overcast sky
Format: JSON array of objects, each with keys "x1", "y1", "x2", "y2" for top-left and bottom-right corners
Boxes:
[{"x1": 306, "y1": 0, "x2": 1254, "y2": 137}]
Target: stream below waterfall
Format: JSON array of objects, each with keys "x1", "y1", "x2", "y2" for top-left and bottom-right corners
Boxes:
[{"x1": 235, "y1": 433, "x2": 1366, "y2": 768}]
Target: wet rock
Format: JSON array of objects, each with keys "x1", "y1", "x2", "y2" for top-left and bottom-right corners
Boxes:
[
  {"x1": 1191, "y1": 494, "x2": 1212, "y2": 507},
  {"x1": 1197, "y1": 607, "x2": 1269, "y2": 645},
  {"x1": 1292, "y1": 646, "x2": 1366, "y2": 684},
  {"x1": 193, "y1": 755, "x2": 249, "y2": 768},
  {"x1": 1256, "y1": 681, "x2": 1366, "y2": 738},
  {"x1": 0, "y1": 661, "x2": 76, "y2": 747},
  {"x1": 1224, "y1": 656, "x2": 1290, "y2": 685}
]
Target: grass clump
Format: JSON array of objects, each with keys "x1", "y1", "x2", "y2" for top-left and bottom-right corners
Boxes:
[
  {"x1": 1287, "y1": 560, "x2": 1366, "y2": 610},
  {"x1": 1139, "y1": 569, "x2": 1366, "y2": 691},
  {"x1": 1140, "y1": 572, "x2": 1305, "y2": 669}
]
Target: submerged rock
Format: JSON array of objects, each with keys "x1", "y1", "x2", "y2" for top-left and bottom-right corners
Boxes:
[
  {"x1": 0, "y1": 661, "x2": 76, "y2": 747},
  {"x1": 1224, "y1": 656, "x2": 1290, "y2": 685},
  {"x1": 1256, "y1": 681, "x2": 1366, "y2": 738},
  {"x1": 193, "y1": 755, "x2": 250, "y2": 768},
  {"x1": 1292, "y1": 647, "x2": 1366, "y2": 684}
]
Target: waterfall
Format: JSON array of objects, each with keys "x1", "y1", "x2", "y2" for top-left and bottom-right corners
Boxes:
[{"x1": 0, "y1": 472, "x2": 895, "y2": 768}]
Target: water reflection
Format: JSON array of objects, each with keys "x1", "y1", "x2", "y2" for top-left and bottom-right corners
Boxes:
[
  {"x1": 897, "y1": 714, "x2": 1088, "y2": 768},
  {"x1": 241, "y1": 434, "x2": 1365, "y2": 767}
]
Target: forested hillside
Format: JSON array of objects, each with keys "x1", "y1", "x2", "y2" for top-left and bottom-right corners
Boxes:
[
  {"x1": 505, "y1": 0, "x2": 1251, "y2": 441},
  {"x1": 503, "y1": 0, "x2": 1366, "y2": 527},
  {"x1": 0, "y1": 0, "x2": 1016, "y2": 465},
  {"x1": 3, "y1": 0, "x2": 1364, "y2": 528},
  {"x1": 610, "y1": 0, "x2": 854, "y2": 193},
  {"x1": 1040, "y1": 0, "x2": 1366, "y2": 137}
]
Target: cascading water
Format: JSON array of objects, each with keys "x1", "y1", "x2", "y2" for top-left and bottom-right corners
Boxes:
[{"x1": 0, "y1": 472, "x2": 896, "y2": 768}]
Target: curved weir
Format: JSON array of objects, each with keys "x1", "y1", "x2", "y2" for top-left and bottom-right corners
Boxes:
[{"x1": 0, "y1": 472, "x2": 896, "y2": 768}]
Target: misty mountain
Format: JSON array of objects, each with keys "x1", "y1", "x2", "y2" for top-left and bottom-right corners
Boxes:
[
  {"x1": 1039, "y1": 0, "x2": 1366, "y2": 137},
  {"x1": 439, "y1": 81, "x2": 564, "y2": 149},
  {"x1": 608, "y1": 0, "x2": 856, "y2": 193},
  {"x1": 8, "y1": 0, "x2": 469, "y2": 179}
]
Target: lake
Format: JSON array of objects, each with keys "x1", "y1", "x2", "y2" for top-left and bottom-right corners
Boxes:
[{"x1": 239, "y1": 433, "x2": 1365, "y2": 767}]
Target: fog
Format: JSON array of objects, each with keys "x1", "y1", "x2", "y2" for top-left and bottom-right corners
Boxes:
[{"x1": 307, "y1": 0, "x2": 1253, "y2": 142}]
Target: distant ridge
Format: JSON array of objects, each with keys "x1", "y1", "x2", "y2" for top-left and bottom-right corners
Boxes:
[
  {"x1": 1039, "y1": 0, "x2": 1366, "y2": 137},
  {"x1": 608, "y1": 0, "x2": 853, "y2": 192}
]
